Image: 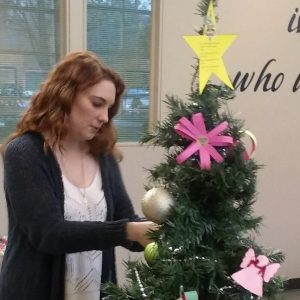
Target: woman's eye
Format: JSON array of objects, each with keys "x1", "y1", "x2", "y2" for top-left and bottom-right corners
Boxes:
[{"x1": 93, "y1": 102, "x2": 103, "y2": 108}]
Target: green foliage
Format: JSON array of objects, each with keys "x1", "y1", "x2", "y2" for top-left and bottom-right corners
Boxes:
[
  {"x1": 104, "y1": 83, "x2": 285, "y2": 299},
  {"x1": 104, "y1": 0, "x2": 285, "y2": 298},
  {"x1": 197, "y1": 0, "x2": 218, "y2": 17}
]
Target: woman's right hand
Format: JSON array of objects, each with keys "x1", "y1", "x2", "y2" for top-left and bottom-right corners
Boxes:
[{"x1": 126, "y1": 221, "x2": 158, "y2": 247}]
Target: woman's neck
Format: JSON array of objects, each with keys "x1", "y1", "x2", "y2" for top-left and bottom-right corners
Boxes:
[
  {"x1": 52, "y1": 138, "x2": 97, "y2": 189},
  {"x1": 59, "y1": 138, "x2": 88, "y2": 154},
  {"x1": 43, "y1": 131, "x2": 89, "y2": 155}
]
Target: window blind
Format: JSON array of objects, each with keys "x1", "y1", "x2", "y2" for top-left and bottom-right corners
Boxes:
[
  {"x1": 0, "y1": 0, "x2": 60, "y2": 142},
  {"x1": 87, "y1": 0, "x2": 152, "y2": 142}
]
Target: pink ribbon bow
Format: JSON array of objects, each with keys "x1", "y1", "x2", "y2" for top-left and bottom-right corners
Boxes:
[
  {"x1": 174, "y1": 113, "x2": 233, "y2": 170},
  {"x1": 231, "y1": 248, "x2": 280, "y2": 297}
]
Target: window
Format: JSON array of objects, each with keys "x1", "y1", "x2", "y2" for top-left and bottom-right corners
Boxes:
[
  {"x1": 87, "y1": 0, "x2": 152, "y2": 142},
  {"x1": 0, "y1": 0, "x2": 60, "y2": 142},
  {"x1": 0, "y1": 0, "x2": 153, "y2": 143}
]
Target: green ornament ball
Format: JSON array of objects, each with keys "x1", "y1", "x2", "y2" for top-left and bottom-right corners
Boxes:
[{"x1": 144, "y1": 242, "x2": 159, "y2": 265}]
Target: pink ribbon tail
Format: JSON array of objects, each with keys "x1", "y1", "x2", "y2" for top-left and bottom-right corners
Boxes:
[{"x1": 176, "y1": 141, "x2": 200, "y2": 164}]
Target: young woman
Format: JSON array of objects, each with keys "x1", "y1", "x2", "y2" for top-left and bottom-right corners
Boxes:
[{"x1": 0, "y1": 51, "x2": 154, "y2": 300}]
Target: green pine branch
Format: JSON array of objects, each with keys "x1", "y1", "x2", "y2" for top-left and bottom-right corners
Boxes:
[{"x1": 105, "y1": 0, "x2": 285, "y2": 298}]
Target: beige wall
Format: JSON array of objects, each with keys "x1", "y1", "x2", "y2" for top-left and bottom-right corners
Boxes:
[
  {"x1": 155, "y1": 0, "x2": 300, "y2": 279},
  {"x1": 217, "y1": 0, "x2": 300, "y2": 279},
  {"x1": 1, "y1": 0, "x2": 299, "y2": 283}
]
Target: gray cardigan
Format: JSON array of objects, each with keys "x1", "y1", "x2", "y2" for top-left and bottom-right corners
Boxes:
[{"x1": 0, "y1": 131, "x2": 142, "y2": 300}]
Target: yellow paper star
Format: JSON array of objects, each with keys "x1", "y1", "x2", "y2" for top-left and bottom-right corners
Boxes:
[
  {"x1": 184, "y1": 34, "x2": 237, "y2": 94},
  {"x1": 183, "y1": 0, "x2": 237, "y2": 94}
]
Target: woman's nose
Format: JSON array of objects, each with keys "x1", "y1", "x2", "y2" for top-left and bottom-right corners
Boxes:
[{"x1": 99, "y1": 107, "x2": 109, "y2": 123}]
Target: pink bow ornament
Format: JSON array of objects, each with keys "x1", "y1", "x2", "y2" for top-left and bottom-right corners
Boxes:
[
  {"x1": 174, "y1": 113, "x2": 233, "y2": 170},
  {"x1": 231, "y1": 248, "x2": 280, "y2": 297}
]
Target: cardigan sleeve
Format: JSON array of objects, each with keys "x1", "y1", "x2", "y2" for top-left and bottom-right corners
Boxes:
[
  {"x1": 106, "y1": 154, "x2": 138, "y2": 221},
  {"x1": 4, "y1": 137, "x2": 133, "y2": 255},
  {"x1": 106, "y1": 154, "x2": 144, "y2": 252}
]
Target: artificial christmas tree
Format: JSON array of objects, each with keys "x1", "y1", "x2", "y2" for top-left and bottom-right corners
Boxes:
[{"x1": 104, "y1": 0, "x2": 284, "y2": 299}]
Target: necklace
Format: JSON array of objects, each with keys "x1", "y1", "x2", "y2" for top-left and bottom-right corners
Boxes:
[
  {"x1": 57, "y1": 150, "x2": 88, "y2": 207},
  {"x1": 78, "y1": 154, "x2": 87, "y2": 205}
]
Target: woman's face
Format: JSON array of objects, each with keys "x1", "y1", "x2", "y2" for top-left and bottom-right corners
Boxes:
[{"x1": 65, "y1": 79, "x2": 116, "y2": 142}]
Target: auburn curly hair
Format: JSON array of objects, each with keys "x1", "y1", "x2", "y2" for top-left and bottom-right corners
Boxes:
[{"x1": 5, "y1": 51, "x2": 125, "y2": 157}]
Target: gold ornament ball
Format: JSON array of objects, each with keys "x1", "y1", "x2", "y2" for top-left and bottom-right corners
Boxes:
[
  {"x1": 144, "y1": 242, "x2": 159, "y2": 265},
  {"x1": 141, "y1": 187, "x2": 174, "y2": 224}
]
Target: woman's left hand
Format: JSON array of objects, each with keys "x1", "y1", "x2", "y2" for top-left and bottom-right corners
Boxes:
[{"x1": 126, "y1": 221, "x2": 158, "y2": 247}]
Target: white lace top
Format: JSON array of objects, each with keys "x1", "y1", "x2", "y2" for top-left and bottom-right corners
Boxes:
[{"x1": 62, "y1": 169, "x2": 107, "y2": 300}]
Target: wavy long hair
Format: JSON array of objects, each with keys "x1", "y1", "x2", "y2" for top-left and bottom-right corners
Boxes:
[{"x1": 4, "y1": 51, "x2": 125, "y2": 157}]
